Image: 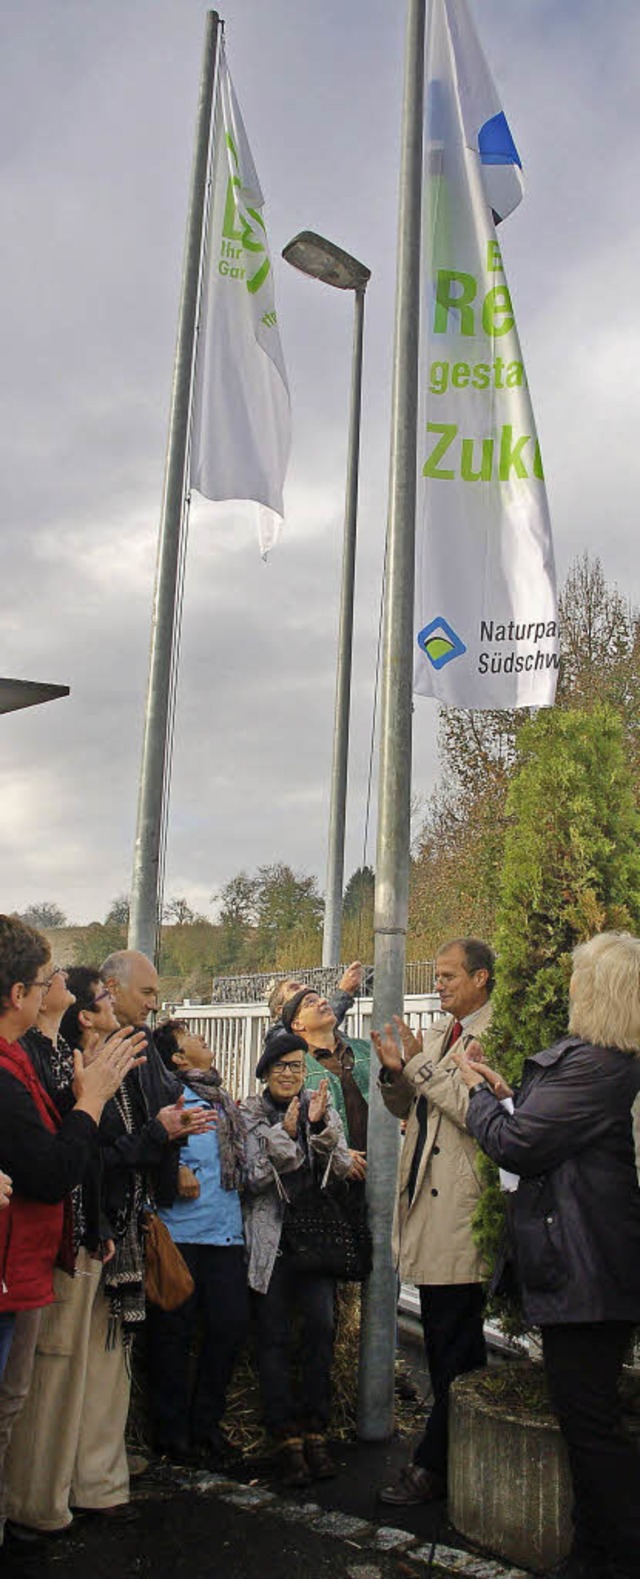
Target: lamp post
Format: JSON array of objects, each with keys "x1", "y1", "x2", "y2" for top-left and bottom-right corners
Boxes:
[{"x1": 282, "y1": 232, "x2": 371, "y2": 968}]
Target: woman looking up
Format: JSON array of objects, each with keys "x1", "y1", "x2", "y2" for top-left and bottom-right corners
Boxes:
[
  {"x1": 147, "y1": 1020, "x2": 248, "y2": 1468},
  {"x1": 453, "y1": 932, "x2": 640, "y2": 1579}
]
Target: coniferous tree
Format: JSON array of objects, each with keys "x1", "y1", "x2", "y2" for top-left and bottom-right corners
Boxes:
[{"x1": 473, "y1": 704, "x2": 640, "y2": 1315}]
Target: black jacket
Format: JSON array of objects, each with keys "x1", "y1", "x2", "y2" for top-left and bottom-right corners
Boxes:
[
  {"x1": 465, "y1": 1036, "x2": 640, "y2": 1325},
  {"x1": 98, "y1": 1067, "x2": 178, "y2": 1233},
  {"x1": 20, "y1": 1028, "x2": 106, "y2": 1250}
]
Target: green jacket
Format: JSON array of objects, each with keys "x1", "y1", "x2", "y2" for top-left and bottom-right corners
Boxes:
[{"x1": 303, "y1": 1033, "x2": 370, "y2": 1136}]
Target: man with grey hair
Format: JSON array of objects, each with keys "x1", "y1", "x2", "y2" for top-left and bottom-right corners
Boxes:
[
  {"x1": 268, "y1": 961, "x2": 364, "y2": 1028},
  {"x1": 101, "y1": 950, "x2": 180, "y2": 1107}
]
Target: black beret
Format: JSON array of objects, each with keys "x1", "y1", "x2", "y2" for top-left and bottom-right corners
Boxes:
[
  {"x1": 281, "y1": 987, "x2": 314, "y2": 1033},
  {"x1": 255, "y1": 1024, "x2": 307, "y2": 1081}
]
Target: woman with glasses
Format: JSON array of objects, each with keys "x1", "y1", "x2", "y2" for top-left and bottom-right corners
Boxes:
[
  {"x1": 5, "y1": 965, "x2": 129, "y2": 1537},
  {"x1": 0, "y1": 916, "x2": 146, "y2": 1553},
  {"x1": 241, "y1": 1025, "x2": 352, "y2": 1487}
]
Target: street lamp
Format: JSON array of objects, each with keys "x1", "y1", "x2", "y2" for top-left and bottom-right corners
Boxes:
[{"x1": 282, "y1": 231, "x2": 371, "y2": 968}]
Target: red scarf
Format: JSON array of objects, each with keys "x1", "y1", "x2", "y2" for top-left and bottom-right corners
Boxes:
[
  {"x1": 0, "y1": 1037, "x2": 62, "y2": 1131},
  {"x1": 0, "y1": 1036, "x2": 75, "y2": 1274}
]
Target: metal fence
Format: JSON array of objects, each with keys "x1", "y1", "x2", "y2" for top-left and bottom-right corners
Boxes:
[
  {"x1": 208, "y1": 960, "x2": 436, "y2": 1005},
  {"x1": 163, "y1": 992, "x2": 443, "y2": 1101}
]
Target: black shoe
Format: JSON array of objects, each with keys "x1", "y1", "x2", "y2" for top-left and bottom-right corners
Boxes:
[
  {"x1": 546, "y1": 1557, "x2": 609, "y2": 1579},
  {"x1": 194, "y1": 1430, "x2": 238, "y2": 1471},
  {"x1": 378, "y1": 1463, "x2": 447, "y2": 1506},
  {"x1": 4, "y1": 1522, "x2": 42, "y2": 1544},
  {"x1": 154, "y1": 1439, "x2": 200, "y2": 1467}
]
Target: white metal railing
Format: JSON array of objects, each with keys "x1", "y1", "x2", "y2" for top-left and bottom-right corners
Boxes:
[{"x1": 163, "y1": 993, "x2": 444, "y2": 1101}]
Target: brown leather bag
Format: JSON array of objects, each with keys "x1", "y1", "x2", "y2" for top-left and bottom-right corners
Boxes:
[{"x1": 144, "y1": 1211, "x2": 195, "y2": 1311}]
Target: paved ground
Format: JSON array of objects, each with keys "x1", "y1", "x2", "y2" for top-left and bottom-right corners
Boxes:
[
  {"x1": 0, "y1": 1330, "x2": 533, "y2": 1579},
  {"x1": 0, "y1": 1436, "x2": 532, "y2": 1579}
]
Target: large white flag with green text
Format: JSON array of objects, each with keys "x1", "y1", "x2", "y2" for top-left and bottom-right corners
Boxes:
[
  {"x1": 414, "y1": 0, "x2": 558, "y2": 707},
  {"x1": 190, "y1": 48, "x2": 290, "y2": 556}
]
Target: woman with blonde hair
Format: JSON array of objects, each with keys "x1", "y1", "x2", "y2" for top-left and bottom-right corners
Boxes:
[{"x1": 453, "y1": 932, "x2": 640, "y2": 1579}]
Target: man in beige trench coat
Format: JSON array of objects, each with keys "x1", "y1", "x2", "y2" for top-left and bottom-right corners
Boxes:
[{"x1": 374, "y1": 937, "x2": 496, "y2": 1506}]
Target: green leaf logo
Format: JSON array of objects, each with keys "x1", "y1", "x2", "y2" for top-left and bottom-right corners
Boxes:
[{"x1": 417, "y1": 618, "x2": 467, "y2": 670}]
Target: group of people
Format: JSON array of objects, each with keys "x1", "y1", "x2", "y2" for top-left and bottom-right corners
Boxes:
[
  {"x1": 0, "y1": 922, "x2": 369, "y2": 1543},
  {"x1": 0, "y1": 911, "x2": 639, "y2": 1579}
]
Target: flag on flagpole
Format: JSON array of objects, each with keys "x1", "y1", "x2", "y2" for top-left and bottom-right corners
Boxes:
[
  {"x1": 190, "y1": 47, "x2": 291, "y2": 556},
  {"x1": 414, "y1": 0, "x2": 558, "y2": 709}
]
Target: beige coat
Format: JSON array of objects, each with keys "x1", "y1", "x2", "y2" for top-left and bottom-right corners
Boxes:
[{"x1": 381, "y1": 1001, "x2": 493, "y2": 1287}]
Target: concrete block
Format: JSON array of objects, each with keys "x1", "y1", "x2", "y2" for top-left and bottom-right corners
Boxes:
[{"x1": 448, "y1": 1371, "x2": 571, "y2": 1573}]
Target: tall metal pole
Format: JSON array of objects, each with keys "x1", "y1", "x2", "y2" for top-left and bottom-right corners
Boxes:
[
  {"x1": 128, "y1": 11, "x2": 220, "y2": 961},
  {"x1": 322, "y1": 285, "x2": 367, "y2": 967},
  {"x1": 357, "y1": 0, "x2": 426, "y2": 1439}
]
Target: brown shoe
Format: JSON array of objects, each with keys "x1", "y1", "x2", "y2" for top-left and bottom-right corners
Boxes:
[
  {"x1": 378, "y1": 1463, "x2": 447, "y2": 1505},
  {"x1": 304, "y1": 1434, "x2": 337, "y2": 1480},
  {"x1": 276, "y1": 1436, "x2": 312, "y2": 1488}
]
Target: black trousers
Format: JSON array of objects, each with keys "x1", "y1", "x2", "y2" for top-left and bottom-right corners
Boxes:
[
  {"x1": 147, "y1": 1243, "x2": 249, "y2": 1448},
  {"x1": 542, "y1": 1321, "x2": 640, "y2": 1578},
  {"x1": 415, "y1": 1283, "x2": 487, "y2": 1475},
  {"x1": 252, "y1": 1253, "x2": 335, "y2": 1436}
]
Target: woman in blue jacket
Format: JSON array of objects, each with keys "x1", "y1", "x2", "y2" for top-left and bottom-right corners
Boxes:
[{"x1": 149, "y1": 1021, "x2": 248, "y2": 1467}]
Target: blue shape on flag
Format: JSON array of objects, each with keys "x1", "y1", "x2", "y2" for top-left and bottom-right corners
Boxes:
[
  {"x1": 478, "y1": 111, "x2": 522, "y2": 168},
  {"x1": 417, "y1": 617, "x2": 467, "y2": 671}
]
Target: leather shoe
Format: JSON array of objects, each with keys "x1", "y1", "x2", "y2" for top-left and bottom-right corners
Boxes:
[
  {"x1": 276, "y1": 1436, "x2": 311, "y2": 1488},
  {"x1": 304, "y1": 1434, "x2": 337, "y2": 1480},
  {"x1": 378, "y1": 1463, "x2": 447, "y2": 1505}
]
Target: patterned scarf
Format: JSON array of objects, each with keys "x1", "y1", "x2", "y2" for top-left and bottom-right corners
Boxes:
[
  {"x1": 102, "y1": 1075, "x2": 147, "y2": 1347},
  {"x1": 182, "y1": 1068, "x2": 246, "y2": 1192}
]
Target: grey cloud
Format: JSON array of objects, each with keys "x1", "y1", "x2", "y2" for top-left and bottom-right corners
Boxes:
[{"x1": 2, "y1": 0, "x2": 639, "y2": 923}]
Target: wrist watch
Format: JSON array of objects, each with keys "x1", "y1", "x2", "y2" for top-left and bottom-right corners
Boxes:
[{"x1": 468, "y1": 1078, "x2": 492, "y2": 1099}]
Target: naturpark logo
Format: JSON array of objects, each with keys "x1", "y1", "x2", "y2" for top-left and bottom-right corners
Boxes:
[
  {"x1": 417, "y1": 617, "x2": 467, "y2": 670},
  {"x1": 219, "y1": 132, "x2": 271, "y2": 298}
]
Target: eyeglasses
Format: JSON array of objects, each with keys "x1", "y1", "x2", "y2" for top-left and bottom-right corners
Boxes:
[
  {"x1": 42, "y1": 966, "x2": 68, "y2": 989},
  {"x1": 271, "y1": 1061, "x2": 305, "y2": 1075},
  {"x1": 89, "y1": 988, "x2": 113, "y2": 1008}
]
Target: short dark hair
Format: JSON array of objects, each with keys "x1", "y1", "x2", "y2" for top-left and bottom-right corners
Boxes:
[
  {"x1": 438, "y1": 936, "x2": 495, "y2": 995},
  {"x1": 0, "y1": 914, "x2": 50, "y2": 1012},
  {"x1": 59, "y1": 966, "x2": 103, "y2": 1049},
  {"x1": 153, "y1": 1018, "x2": 188, "y2": 1071}
]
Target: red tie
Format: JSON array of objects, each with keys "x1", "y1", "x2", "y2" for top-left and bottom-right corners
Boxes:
[{"x1": 449, "y1": 1020, "x2": 463, "y2": 1047}]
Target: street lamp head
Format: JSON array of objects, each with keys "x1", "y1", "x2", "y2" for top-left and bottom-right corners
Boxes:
[{"x1": 282, "y1": 231, "x2": 370, "y2": 292}]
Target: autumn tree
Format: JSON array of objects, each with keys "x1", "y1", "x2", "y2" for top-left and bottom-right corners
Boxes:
[
  {"x1": 104, "y1": 895, "x2": 130, "y2": 927},
  {"x1": 164, "y1": 896, "x2": 205, "y2": 926},
  {"x1": 410, "y1": 554, "x2": 640, "y2": 949},
  {"x1": 18, "y1": 902, "x2": 67, "y2": 929}
]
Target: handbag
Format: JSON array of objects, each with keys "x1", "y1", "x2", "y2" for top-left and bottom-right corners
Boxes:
[
  {"x1": 143, "y1": 1210, "x2": 195, "y2": 1311},
  {"x1": 281, "y1": 1180, "x2": 373, "y2": 1282}
]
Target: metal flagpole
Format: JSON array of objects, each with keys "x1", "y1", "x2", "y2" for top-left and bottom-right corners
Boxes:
[
  {"x1": 357, "y1": 0, "x2": 426, "y2": 1438},
  {"x1": 322, "y1": 283, "x2": 368, "y2": 967},
  {"x1": 128, "y1": 10, "x2": 221, "y2": 962}
]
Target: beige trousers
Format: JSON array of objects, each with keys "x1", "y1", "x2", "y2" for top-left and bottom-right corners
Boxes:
[
  {"x1": 0, "y1": 1308, "x2": 42, "y2": 1542},
  {"x1": 5, "y1": 1250, "x2": 130, "y2": 1531}
]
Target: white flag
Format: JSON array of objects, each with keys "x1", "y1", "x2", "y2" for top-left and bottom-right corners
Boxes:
[
  {"x1": 414, "y1": 0, "x2": 558, "y2": 708},
  {"x1": 190, "y1": 48, "x2": 291, "y2": 554}
]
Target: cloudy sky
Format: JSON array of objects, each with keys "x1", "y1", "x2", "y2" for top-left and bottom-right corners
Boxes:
[{"x1": 2, "y1": 0, "x2": 639, "y2": 927}]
